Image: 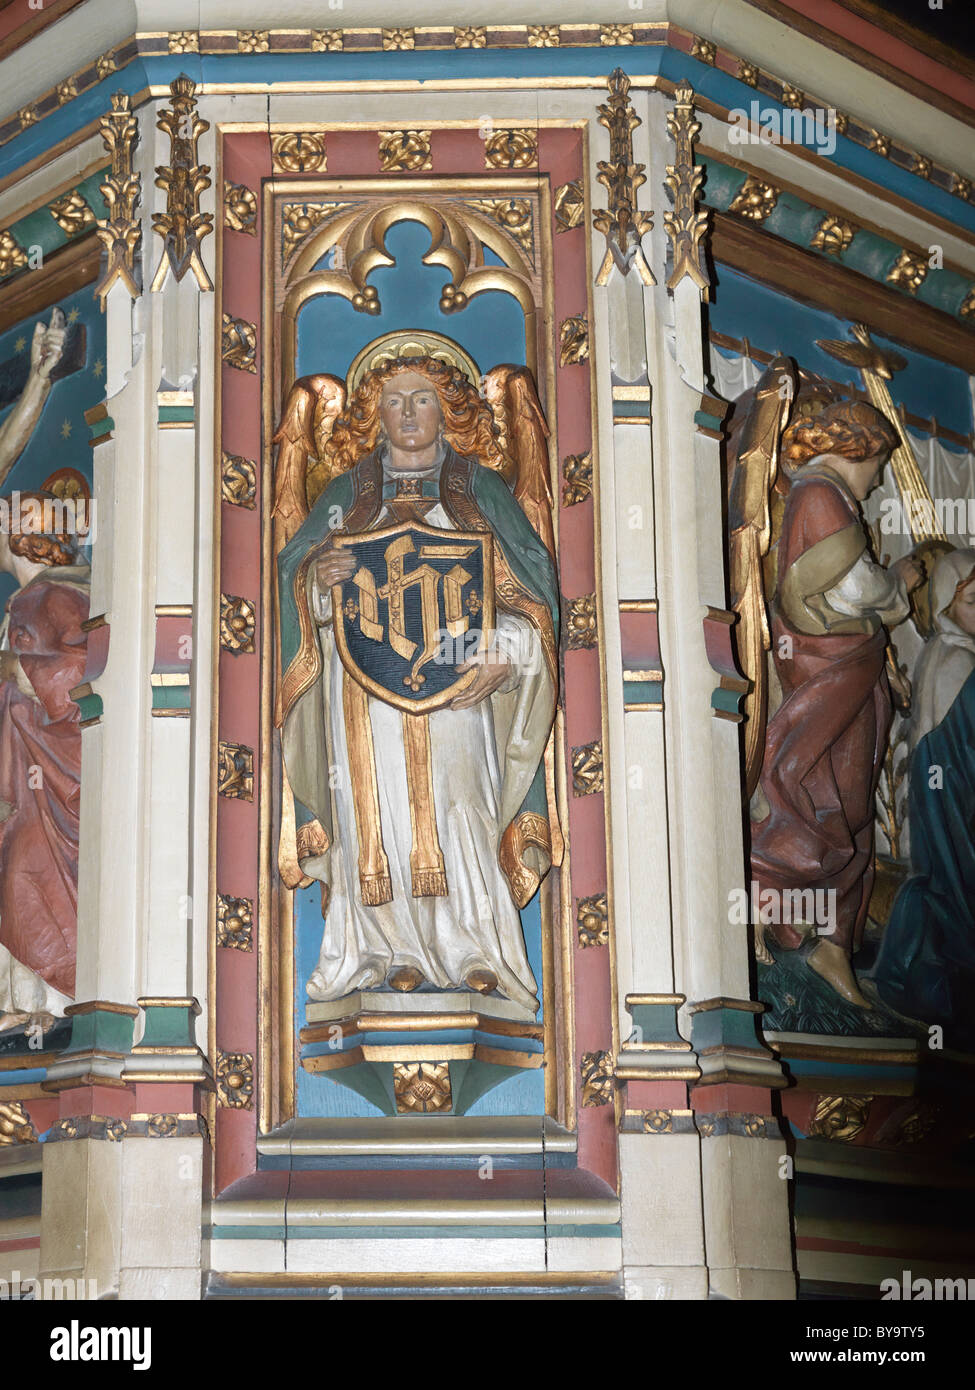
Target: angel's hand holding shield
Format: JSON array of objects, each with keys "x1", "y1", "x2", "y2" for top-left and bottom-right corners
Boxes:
[{"x1": 316, "y1": 549, "x2": 356, "y2": 589}]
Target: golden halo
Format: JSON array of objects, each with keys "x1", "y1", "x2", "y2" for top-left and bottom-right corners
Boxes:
[{"x1": 346, "y1": 331, "x2": 480, "y2": 394}]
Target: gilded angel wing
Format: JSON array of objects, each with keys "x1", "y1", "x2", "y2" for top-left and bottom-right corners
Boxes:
[
  {"x1": 727, "y1": 356, "x2": 796, "y2": 798},
  {"x1": 271, "y1": 373, "x2": 346, "y2": 547},
  {"x1": 481, "y1": 363, "x2": 563, "y2": 868},
  {"x1": 272, "y1": 373, "x2": 345, "y2": 893},
  {"x1": 481, "y1": 364, "x2": 556, "y2": 559}
]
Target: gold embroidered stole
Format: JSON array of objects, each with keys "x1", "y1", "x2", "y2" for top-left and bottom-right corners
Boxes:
[{"x1": 343, "y1": 481, "x2": 448, "y2": 904}]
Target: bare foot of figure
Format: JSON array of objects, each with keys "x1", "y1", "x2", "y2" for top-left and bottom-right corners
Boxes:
[
  {"x1": 27, "y1": 1011, "x2": 56, "y2": 1035},
  {"x1": 0, "y1": 1011, "x2": 30, "y2": 1033},
  {"x1": 807, "y1": 939, "x2": 873, "y2": 1010}
]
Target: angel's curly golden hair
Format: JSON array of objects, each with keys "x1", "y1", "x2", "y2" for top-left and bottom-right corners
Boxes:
[
  {"x1": 782, "y1": 398, "x2": 898, "y2": 468},
  {"x1": 327, "y1": 356, "x2": 504, "y2": 474},
  {"x1": 3, "y1": 491, "x2": 78, "y2": 567}
]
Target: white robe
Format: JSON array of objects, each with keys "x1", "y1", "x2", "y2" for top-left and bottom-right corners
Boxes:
[
  {"x1": 304, "y1": 498, "x2": 546, "y2": 1017},
  {"x1": 908, "y1": 547, "x2": 975, "y2": 751}
]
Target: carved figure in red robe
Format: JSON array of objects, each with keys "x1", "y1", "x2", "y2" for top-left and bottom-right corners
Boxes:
[
  {"x1": 750, "y1": 401, "x2": 923, "y2": 1009},
  {"x1": 0, "y1": 494, "x2": 89, "y2": 1032}
]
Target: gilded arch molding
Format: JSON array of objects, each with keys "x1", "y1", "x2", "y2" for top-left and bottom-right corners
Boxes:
[{"x1": 279, "y1": 193, "x2": 540, "y2": 385}]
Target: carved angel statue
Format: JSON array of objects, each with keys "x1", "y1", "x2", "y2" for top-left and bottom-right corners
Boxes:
[
  {"x1": 728, "y1": 364, "x2": 923, "y2": 1011},
  {"x1": 273, "y1": 335, "x2": 560, "y2": 1017}
]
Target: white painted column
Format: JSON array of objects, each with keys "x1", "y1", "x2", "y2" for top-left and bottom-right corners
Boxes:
[{"x1": 40, "y1": 85, "x2": 214, "y2": 1300}]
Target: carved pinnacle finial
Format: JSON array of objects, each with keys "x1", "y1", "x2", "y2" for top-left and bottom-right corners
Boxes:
[
  {"x1": 663, "y1": 82, "x2": 709, "y2": 298},
  {"x1": 149, "y1": 73, "x2": 213, "y2": 292},
  {"x1": 593, "y1": 67, "x2": 654, "y2": 283},
  {"x1": 94, "y1": 90, "x2": 141, "y2": 308}
]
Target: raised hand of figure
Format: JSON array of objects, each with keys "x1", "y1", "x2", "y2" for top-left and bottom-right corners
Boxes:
[
  {"x1": 30, "y1": 307, "x2": 66, "y2": 382},
  {"x1": 449, "y1": 655, "x2": 511, "y2": 710},
  {"x1": 315, "y1": 549, "x2": 357, "y2": 589},
  {"x1": 892, "y1": 553, "x2": 925, "y2": 594}
]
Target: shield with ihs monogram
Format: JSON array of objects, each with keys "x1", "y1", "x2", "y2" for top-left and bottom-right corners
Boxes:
[{"x1": 330, "y1": 522, "x2": 496, "y2": 713}]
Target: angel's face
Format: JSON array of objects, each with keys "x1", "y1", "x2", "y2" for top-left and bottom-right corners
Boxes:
[
  {"x1": 379, "y1": 371, "x2": 442, "y2": 460},
  {"x1": 823, "y1": 449, "x2": 887, "y2": 501},
  {"x1": 949, "y1": 575, "x2": 975, "y2": 637}
]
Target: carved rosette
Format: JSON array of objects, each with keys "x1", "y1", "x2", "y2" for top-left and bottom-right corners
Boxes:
[
  {"x1": 383, "y1": 28, "x2": 415, "y2": 50},
  {"x1": 484, "y1": 129, "x2": 538, "y2": 169},
  {"x1": 663, "y1": 82, "x2": 709, "y2": 297},
  {"x1": 150, "y1": 75, "x2": 213, "y2": 292},
  {"x1": 891, "y1": 1105, "x2": 938, "y2": 1145},
  {"x1": 600, "y1": 24, "x2": 634, "y2": 45},
  {"x1": 566, "y1": 594, "x2": 598, "y2": 649},
  {"x1": 50, "y1": 190, "x2": 95, "y2": 236},
  {"x1": 237, "y1": 30, "x2": 269, "y2": 53},
  {"x1": 147, "y1": 1114, "x2": 179, "y2": 1137},
  {"x1": 378, "y1": 130, "x2": 432, "y2": 171},
  {"x1": 577, "y1": 893, "x2": 609, "y2": 947},
  {"x1": 562, "y1": 451, "x2": 592, "y2": 506},
  {"x1": 808, "y1": 1094, "x2": 871, "y2": 1142},
  {"x1": 217, "y1": 742, "x2": 254, "y2": 801},
  {"x1": 571, "y1": 740, "x2": 604, "y2": 795},
  {"x1": 581, "y1": 1050, "x2": 615, "y2": 1106},
  {"x1": 217, "y1": 894, "x2": 254, "y2": 951},
  {"x1": 393, "y1": 1062, "x2": 452, "y2": 1113},
  {"x1": 810, "y1": 215, "x2": 856, "y2": 256},
  {"x1": 94, "y1": 92, "x2": 141, "y2": 305},
  {"x1": 727, "y1": 175, "x2": 779, "y2": 223},
  {"x1": 455, "y1": 26, "x2": 487, "y2": 47},
  {"x1": 886, "y1": 250, "x2": 928, "y2": 294},
  {"x1": 224, "y1": 183, "x2": 258, "y2": 235},
  {"x1": 222, "y1": 314, "x2": 258, "y2": 373},
  {"x1": 272, "y1": 133, "x2": 326, "y2": 174},
  {"x1": 691, "y1": 37, "x2": 716, "y2": 65},
  {"x1": 221, "y1": 453, "x2": 257, "y2": 508},
  {"x1": 0, "y1": 229, "x2": 28, "y2": 280},
  {"x1": 216, "y1": 1051, "x2": 254, "y2": 1109},
  {"x1": 559, "y1": 316, "x2": 590, "y2": 366},
  {"x1": 554, "y1": 180, "x2": 585, "y2": 232},
  {"x1": 643, "y1": 1109, "x2": 674, "y2": 1133},
  {"x1": 220, "y1": 594, "x2": 256, "y2": 654}
]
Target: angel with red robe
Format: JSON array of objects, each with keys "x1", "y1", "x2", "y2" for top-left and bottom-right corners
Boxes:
[{"x1": 730, "y1": 380, "x2": 922, "y2": 1012}]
